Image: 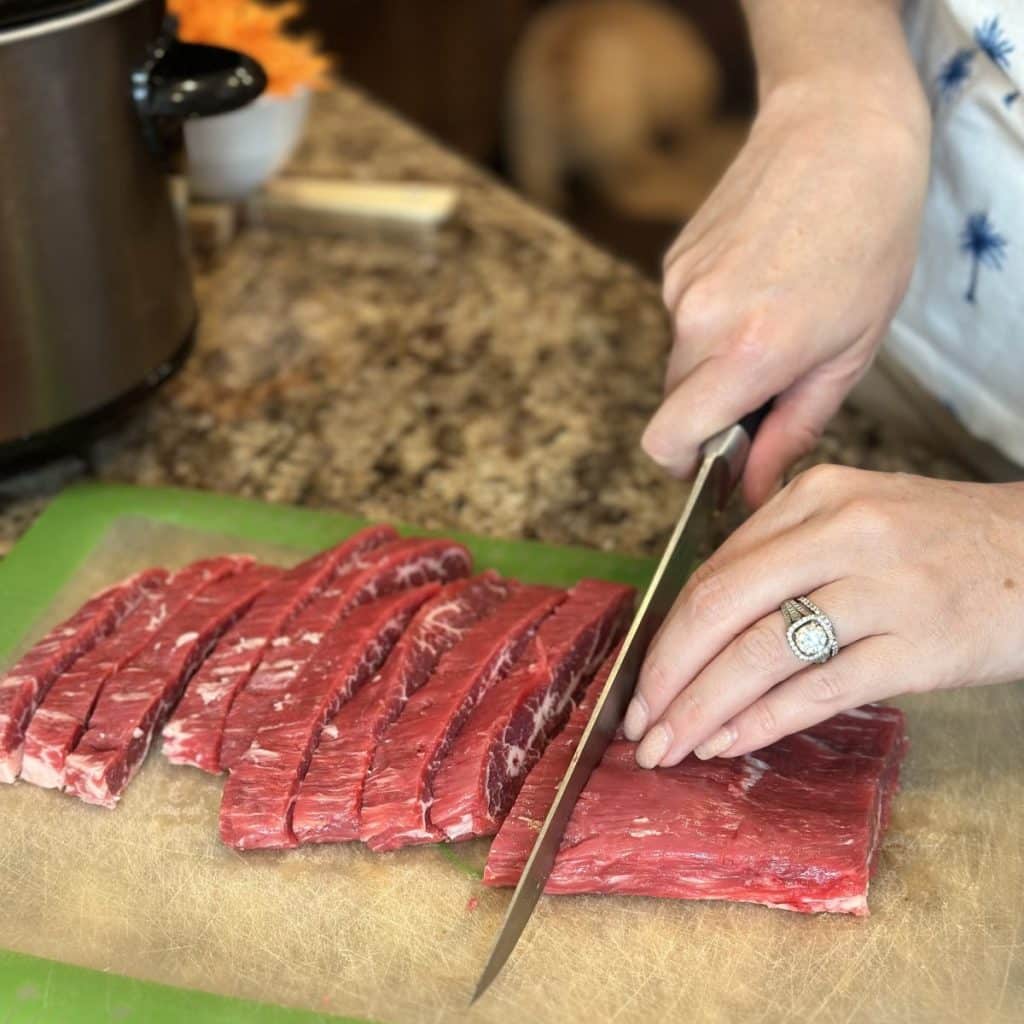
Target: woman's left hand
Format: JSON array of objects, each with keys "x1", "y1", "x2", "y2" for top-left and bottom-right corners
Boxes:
[{"x1": 623, "y1": 465, "x2": 1024, "y2": 767}]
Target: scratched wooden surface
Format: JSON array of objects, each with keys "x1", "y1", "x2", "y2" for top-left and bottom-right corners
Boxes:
[{"x1": 1, "y1": 519, "x2": 1022, "y2": 1023}]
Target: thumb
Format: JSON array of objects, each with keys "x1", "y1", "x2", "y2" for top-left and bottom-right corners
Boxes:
[{"x1": 741, "y1": 369, "x2": 852, "y2": 507}]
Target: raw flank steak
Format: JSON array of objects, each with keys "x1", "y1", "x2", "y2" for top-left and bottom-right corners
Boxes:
[
  {"x1": 64, "y1": 560, "x2": 277, "y2": 808},
  {"x1": 292, "y1": 572, "x2": 512, "y2": 845},
  {"x1": 431, "y1": 579, "x2": 635, "y2": 841},
  {"x1": 484, "y1": 659, "x2": 908, "y2": 916},
  {"x1": 0, "y1": 568, "x2": 165, "y2": 784},
  {"x1": 359, "y1": 584, "x2": 566, "y2": 852},
  {"x1": 21, "y1": 560, "x2": 238, "y2": 789},
  {"x1": 163, "y1": 525, "x2": 397, "y2": 773},
  {"x1": 219, "y1": 584, "x2": 440, "y2": 850},
  {"x1": 217, "y1": 537, "x2": 472, "y2": 771}
]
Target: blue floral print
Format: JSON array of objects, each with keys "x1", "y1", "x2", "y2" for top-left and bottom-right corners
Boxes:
[{"x1": 960, "y1": 212, "x2": 1008, "y2": 303}]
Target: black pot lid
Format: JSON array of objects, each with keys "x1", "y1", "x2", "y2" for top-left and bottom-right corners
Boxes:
[{"x1": 0, "y1": 0, "x2": 119, "y2": 32}]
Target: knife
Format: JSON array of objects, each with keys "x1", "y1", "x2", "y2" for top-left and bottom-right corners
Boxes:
[{"x1": 471, "y1": 401, "x2": 772, "y2": 1003}]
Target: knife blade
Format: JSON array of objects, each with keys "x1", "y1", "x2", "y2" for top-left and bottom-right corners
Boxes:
[{"x1": 471, "y1": 403, "x2": 771, "y2": 1003}]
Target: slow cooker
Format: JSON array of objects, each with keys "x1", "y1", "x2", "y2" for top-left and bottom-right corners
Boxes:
[{"x1": 0, "y1": 0, "x2": 266, "y2": 466}]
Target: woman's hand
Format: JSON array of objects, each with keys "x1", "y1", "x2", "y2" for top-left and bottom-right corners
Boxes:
[
  {"x1": 645, "y1": 77, "x2": 930, "y2": 507},
  {"x1": 624, "y1": 468, "x2": 1024, "y2": 767}
]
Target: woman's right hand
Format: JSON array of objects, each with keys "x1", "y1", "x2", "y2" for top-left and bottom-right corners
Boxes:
[{"x1": 644, "y1": 75, "x2": 930, "y2": 507}]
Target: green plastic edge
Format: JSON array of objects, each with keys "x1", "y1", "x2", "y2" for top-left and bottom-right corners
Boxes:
[{"x1": 0, "y1": 482, "x2": 654, "y2": 1024}]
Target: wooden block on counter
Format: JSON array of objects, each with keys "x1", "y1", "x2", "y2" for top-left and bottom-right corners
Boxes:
[
  {"x1": 169, "y1": 176, "x2": 243, "y2": 256},
  {"x1": 188, "y1": 200, "x2": 242, "y2": 252}
]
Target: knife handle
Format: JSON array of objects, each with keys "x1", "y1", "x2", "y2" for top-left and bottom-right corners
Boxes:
[
  {"x1": 738, "y1": 397, "x2": 775, "y2": 442},
  {"x1": 701, "y1": 397, "x2": 776, "y2": 500}
]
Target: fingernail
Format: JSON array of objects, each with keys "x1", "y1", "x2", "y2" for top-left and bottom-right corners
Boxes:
[
  {"x1": 623, "y1": 695, "x2": 649, "y2": 740},
  {"x1": 636, "y1": 722, "x2": 672, "y2": 769},
  {"x1": 694, "y1": 726, "x2": 737, "y2": 760}
]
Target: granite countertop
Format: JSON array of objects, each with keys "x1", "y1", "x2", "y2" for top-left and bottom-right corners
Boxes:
[{"x1": 0, "y1": 87, "x2": 964, "y2": 560}]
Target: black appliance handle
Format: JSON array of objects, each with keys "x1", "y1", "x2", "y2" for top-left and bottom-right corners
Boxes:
[
  {"x1": 134, "y1": 18, "x2": 267, "y2": 156},
  {"x1": 139, "y1": 40, "x2": 267, "y2": 119}
]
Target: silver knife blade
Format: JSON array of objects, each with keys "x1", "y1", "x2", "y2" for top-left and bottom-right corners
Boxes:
[{"x1": 471, "y1": 423, "x2": 752, "y2": 1003}]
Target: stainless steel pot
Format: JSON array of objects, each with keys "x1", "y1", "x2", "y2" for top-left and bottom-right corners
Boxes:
[{"x1": 0, "y1": 0, "x2": 266, "y2": 466}]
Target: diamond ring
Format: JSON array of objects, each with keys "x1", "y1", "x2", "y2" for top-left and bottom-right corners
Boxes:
[{"x1": 781, "y1": 597, "x2": 839, "y2": 664}]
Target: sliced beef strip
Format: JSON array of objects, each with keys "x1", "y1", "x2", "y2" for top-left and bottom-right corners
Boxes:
[
  {"x1": 219, "y1": 584, "x2": 440, "y2": 850},
  {"x1": 21, "y1": 559, "x2": 253, "y2": 789},
  {"x1": 64, "y1": 561, "x2": 277, "y2": 808},
  {"x1": 292, "y1": 572, "x2": 512, "y2": 845},
  {"x1": 0, "y1": 568, "x2": 167, "y2": 784},
  {"x1": 359, "y1": 584, "x2": 566, "y2": 852},
  {"x1": 485, "y1": 658, "x2": 908, "y2": 916},
  {"x1": 484, "y1": 647, "x2": 615, "y2": 885},
  {"x1": 217, "y1": 538, "x2": 472, "y2": 771},
  {"x1": 431, "y1": 579, "x2": 635, "y2": 841},
  {"x1": 162, "y1": 526, "x2": 396, "y2": 773}
]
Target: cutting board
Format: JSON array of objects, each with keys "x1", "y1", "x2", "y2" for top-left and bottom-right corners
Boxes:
[{"x1": 0, "y1": 484, "x2": 1022, "y2": 1024}]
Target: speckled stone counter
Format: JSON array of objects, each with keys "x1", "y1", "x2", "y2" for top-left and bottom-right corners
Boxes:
[{"x1": 0, "y1": 87, "x2": 964, "y2": 560}]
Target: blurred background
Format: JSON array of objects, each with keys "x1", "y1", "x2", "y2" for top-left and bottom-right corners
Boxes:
[{"x1": 288, "y1": 0, "x2": 755, "y2": 274}]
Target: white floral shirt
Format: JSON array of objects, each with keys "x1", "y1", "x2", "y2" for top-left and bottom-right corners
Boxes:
[{"x1": 888, "y1": 1, "x2": 1023, "y2": 465}]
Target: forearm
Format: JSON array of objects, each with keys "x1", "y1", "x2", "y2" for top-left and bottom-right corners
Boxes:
[{"x1": 742, "y1": 0, "x2": 928, "y2": 131}]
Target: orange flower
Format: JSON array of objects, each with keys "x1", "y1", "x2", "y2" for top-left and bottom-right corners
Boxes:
[{"x1": 168, "y1": 0, "x2": 333, "y2": 96}]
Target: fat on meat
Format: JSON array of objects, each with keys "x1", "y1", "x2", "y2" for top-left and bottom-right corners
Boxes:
[
  {"x1": 217, "y1": 538, "x2": 472, "y2": 771},
  {"x1": 292, "y1": 572, "x2": 512, "y2": 845},
  {"x1": 431, "y1": 578, "x2": 635, "y2": 841},
  {"x1": 162, "y1": 526, "x2": 396, "y2": 773},
  {"x1": 63, "y1": 560, "x2": 276, "y2": 807},
  {"x1": 21, "y1": 562, "x2": 227, "y2": 789},
  {"x1": 219, "y1": 584, "x2": 440, "y2": 850},
  {"x1": 0, "y1": 568, "x2": 166, "y2": 784},
  {"x1": 358, "y1": 584, "x2": 566, "y2": 852},
  {"x1": 485, "y1": 650, "x2": 908, "y2": 916}
]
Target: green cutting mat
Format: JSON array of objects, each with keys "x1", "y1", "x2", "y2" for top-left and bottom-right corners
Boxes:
[{"x1": 0, "y1": 483, "x2": 653, "y2": 1024}]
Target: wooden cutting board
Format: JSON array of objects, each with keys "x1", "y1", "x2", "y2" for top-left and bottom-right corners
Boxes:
[{"x1": 0, "y1": 484, "x2": 1021, "y2": 1024}]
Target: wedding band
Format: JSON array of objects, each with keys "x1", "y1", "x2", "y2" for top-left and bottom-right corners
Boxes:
[{"x1": 781, "y1": 597, "x2": 839, "y2": 664}]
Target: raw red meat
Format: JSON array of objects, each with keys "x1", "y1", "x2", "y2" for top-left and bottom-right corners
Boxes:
[
  {"x1": 0, "y1": 569, "x2": 165, "y2": 784},
  {"x1": 431, "y1": 579, "x2": 635, "y2": 841},
  {"x1": 484, "y1": 660, "x2": 908, "y2": 916},
  {"x1": 292, "y1": 572, "x2": 512, "y2": 845},
  {"x1": 483, "y1": 647, "x2": 615, "y2": 881},
  {"x1": 162, "y1": 526, "x2": 396, "y2": 773},
  {"x1": 21, "y1": 558, "x2": 257, "y2": 789},
  {"x1": 359, "y1": 584, "x2": 566, "y2": 852},
  {"x1": 219, "y1": 584, "x2": 440, "y2": 850},
  {"x1": 217, "y1": 538, "x2": 472, "y2": 771},
  {"x1": 64, "y1": 560, "x2": 276, "y2": 808}
]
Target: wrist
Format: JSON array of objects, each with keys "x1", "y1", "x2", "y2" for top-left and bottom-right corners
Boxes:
[{"x1": 760, "y1": 70, "x2": 929, "y2": 144}]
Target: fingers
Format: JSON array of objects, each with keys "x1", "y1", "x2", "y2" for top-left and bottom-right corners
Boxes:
[
  {"x1": 697, "y1": 635, "x2": 908, "y2": 760},
  {"x1": 636, "y1": 577, "x2": 885, "y2": 768},
  {"x1": 741, "y1": 362, "x2": 865, "y2": 508},
  {"x1": 626, "y1": 514, "x2": 846, "y2": 740},
  {"x1": 642, "y1": 351, "x2": 782, "y2": 481}
]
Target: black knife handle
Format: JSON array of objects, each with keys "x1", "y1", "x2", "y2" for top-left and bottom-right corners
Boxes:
[
  {"x1": 700, "y1": 396, "x2": 777, "y2": 502},
  {"x1": 738, "y1": 397, "x2": 775, "y2": 442}
]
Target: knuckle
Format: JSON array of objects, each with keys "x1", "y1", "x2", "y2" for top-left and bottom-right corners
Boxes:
[
  {"x1": 673, "y1": 277, "x2": 720, "y2": 334},
  {"x1": 669, "y1": 686, "x2": 705, "y2": 728},
  {"x1": 686, "y1": 566, "x2": 735, "y2": 628},
  {"x1": 804, "y1": 667, "x2": 846, "y2": 704},
  {"x1": 728, "y1": 310, "x2": 776, "y2": 367},
  {"x1": 661, "y1": 263, "x2": 685, "y2": 308},
  {"x1": 789, "y1": 463, "x2": 848, "y2": 503},
  {"x1": 643, "y1": 656, "x2": 678, "y2": 704},
  {"x1": 789, "y1": 420, "x2": 825, "y2": 460},
  {"x1": 837, "y1": 496, "x2": 897, "y2": 539},
  {"x1": 750, "y1": 699, "x2": 778, "y2": 740},
  {"x1": 735, "y1": 622, "x2": 783, "y2": 672}
]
